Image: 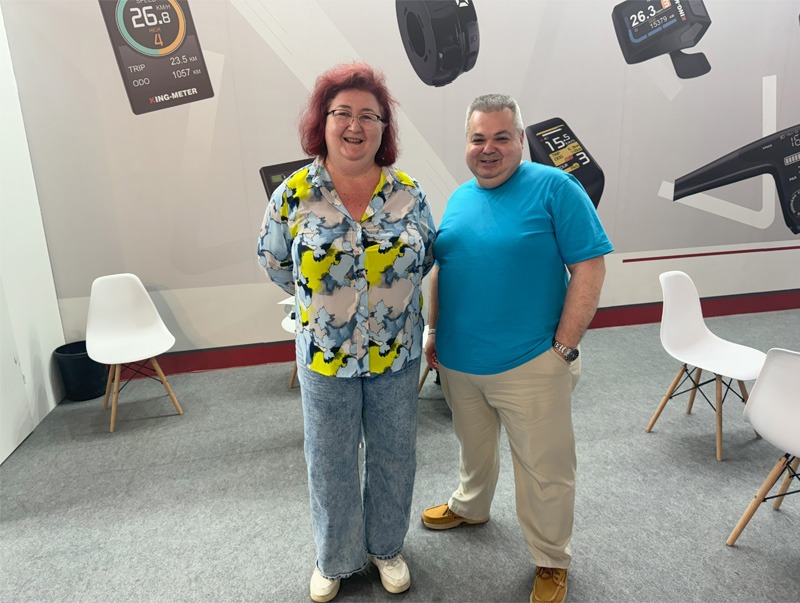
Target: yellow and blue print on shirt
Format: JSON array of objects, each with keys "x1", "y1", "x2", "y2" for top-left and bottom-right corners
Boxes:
[{"x1": 257, "y1": 160, "x2": 436, "y2": 378}]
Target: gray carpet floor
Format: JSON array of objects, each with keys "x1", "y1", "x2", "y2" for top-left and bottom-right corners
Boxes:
[{"x1": 2, "y1": 310, "x2": 799, "y2": 602}]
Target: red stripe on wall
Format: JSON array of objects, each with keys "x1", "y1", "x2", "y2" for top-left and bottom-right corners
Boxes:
[
  {"x1": 621, "y1": 245, "x2": 800, "y2": 263},
  {"x1": 122, "y1": 341, "x2": 295, "y2": 379},
  {"x1": 123, "y1": 289, "x2": 799, "y2": 378},
  {"x1": 588, "y1": 289, "x2": 800, "y2": 328}
]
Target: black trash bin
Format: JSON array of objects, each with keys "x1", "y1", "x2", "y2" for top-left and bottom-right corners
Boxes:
[{"x1": 53, "y1": 341, "x2": 108, "y2": 402}]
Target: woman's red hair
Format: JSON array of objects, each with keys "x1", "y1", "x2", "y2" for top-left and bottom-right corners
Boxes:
[{"x1": 299, "y1": 62, "x2": 399, "y2": 166}]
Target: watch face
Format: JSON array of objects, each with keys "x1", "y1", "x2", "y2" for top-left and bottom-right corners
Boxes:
[
  {"x1": 259, "y1": 159, "x2": 313, "y2": 199},
  {"x1": 396, "y1": 0, "x2": 479, "y2": 87},
  {"x1": 99, "y1": 0, "x2": 214, "y2": 115},
  {"x1": 612, "y1": 0, "x2": 711, "y2": 78},
  {"x1": 526, "y1": 118, "x2": 604, "y2": 207}
]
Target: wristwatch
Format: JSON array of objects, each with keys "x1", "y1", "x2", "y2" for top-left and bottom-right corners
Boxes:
[{"x1": 553, "y1": 339, "x2": 579, "y2": 363}]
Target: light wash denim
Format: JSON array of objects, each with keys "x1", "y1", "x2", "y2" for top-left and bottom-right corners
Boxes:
[{"x1": 297, "y1": 358, "x2": 420, "y2": 579}]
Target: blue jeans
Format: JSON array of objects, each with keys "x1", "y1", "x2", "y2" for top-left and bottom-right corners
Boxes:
[{"x1": 298, "y1": 358, "x2": 420, "y2": 579}]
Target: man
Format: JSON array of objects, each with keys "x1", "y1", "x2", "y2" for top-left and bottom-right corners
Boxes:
[{"x1": 422, "y1": 94, "x2": 613, "y2": 603}]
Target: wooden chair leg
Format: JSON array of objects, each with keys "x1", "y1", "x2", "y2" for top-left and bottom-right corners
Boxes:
[
  {"x1": 150, "y1": 357, "x2": 183, "y2": 415},
  {"x1": 289, "y1": 362, "x2": 297, "y2": 389},
  {"x1": 418, "y1": 366, "x2": 430, "y2": 393},
  {"x1": 110, "y1": 364, "x2": 121, "y2": 433},
  {"x1": 715, "y1": 374, "x2": 723, "y2": 461},
  {"x1": 737, "y1": 380, "x2": 749, "y2": 403},
  {"x1": 726, "y1": 454, "x2": 789, "y2": 546},
  {"x1": 102, "y1": 364, "x2": 115, "y2": 411},
  {"x1": 686, "y1": 367, "x2": 702, "y2": 413},
  {"x1": 772, "y1": 457, "x2": 799, "y2": 511},
  {"x1": 646, "y1": 364, "x2": 686, "y2": 432},
  {"x1": 738, "y1": 380, "x2": 761, "y2": 439}
]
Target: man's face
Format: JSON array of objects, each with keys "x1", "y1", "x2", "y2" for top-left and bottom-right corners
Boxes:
[{"x1": 465, "y1": 108, "x2": 524, "y2": 189}]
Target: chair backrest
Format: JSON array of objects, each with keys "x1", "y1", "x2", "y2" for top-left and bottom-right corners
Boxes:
[
  {"x1": 86, "y1": 273, "x2": 175, "y2": 362},
  {"x1": 659, "y1": 271, "x2": 712, "y2": 357},
  {"x1": 743, "y1": 348, "x2": 800, "y2": 458}
]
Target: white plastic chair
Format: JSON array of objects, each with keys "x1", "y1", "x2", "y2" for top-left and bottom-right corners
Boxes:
[
  {"x1": 86, "y1": 273, "x2": 183, "y2": 432},
  {"x1": 727, "y1": 348, "x2": 800, "y2": 545},
  {"x1": 645, "y1": 271, "x2": 766, "y2": 461}
]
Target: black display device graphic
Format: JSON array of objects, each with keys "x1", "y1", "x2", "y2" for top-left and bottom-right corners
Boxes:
[
  {"x1": 612, "y1": 0, "x2": 711, "y2": 79},
  {"x1": 526, "y1": 118, "x2": 605, "y2": 208},
  {"x1": 396, "y1": 0, "x2": 479, "y2": 87},
  {"x1": 259, "y1": 159, "x2": 313, "y2": 199},
  {"x1": 674, "y1": 125, "x2": 800, "y2": 235},
  {"x1": 99, "y1": 0, "x2": 214, "y2": 115}
]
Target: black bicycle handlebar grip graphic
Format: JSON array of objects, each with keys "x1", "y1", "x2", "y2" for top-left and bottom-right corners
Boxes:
[{"x1": 397, "y1": 0, "x2": 479, "y2": 87}]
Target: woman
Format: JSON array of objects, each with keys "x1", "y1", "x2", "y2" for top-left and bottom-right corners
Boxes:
[{"x1": 257, "y1": 63, "x2": 436, "y2": 602}]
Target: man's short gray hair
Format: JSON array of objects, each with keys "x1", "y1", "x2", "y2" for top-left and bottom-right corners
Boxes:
[{"x1": 465, "y1": 94, "x2": 524, "y2": 134}]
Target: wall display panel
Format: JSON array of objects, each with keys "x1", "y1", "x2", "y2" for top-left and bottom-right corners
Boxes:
[
  {"x1": 259, "y1": 159, "x2": 313, "y2": 199},
  {"x1": 396, "y1": 0, "x2": 479, "y2": 87},
  {"x1": 612, "y1": 0, "x2": 711, "y2": 79},
  {"x1": 526, "y1": 118, "x2": 605, "y2": 207},
  {"x1": 2, "y1": 0, "x2": 799, "y2": 353},
  {"x1": 98, "y1": 0, "x2": 214, "y2": 114},
  {"x1": 674, "y1": 125, "x2": 800, "y2": 235}
]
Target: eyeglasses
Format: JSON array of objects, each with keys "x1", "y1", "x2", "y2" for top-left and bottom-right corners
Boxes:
[{"x1": 327, "y1": 109, "x2": 385, "y2": 129}]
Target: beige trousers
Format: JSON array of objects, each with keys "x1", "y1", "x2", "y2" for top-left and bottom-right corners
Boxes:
[{"x1": 439, "y1": 347, "x2": 580, "y2": 568}]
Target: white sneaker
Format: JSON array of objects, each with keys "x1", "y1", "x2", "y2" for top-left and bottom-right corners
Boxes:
[
  {"x1": 310, "y1": 567, "x2": 340, "y2": 602},
  {"x1": 370, "y1": 554, "x2": 411, "y2": 594}
]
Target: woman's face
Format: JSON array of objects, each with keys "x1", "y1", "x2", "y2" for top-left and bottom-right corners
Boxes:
[{"x1": 324, "y1": 89, "x2": 384, "y2": 168}]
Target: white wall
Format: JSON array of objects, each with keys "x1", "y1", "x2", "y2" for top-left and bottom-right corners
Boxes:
[
  {"x1": 0, "y1": 4, "x2": 65, "y2": 464},
  {"x1": 1, "y1": 0, "x2": 798, "y2": 360}
]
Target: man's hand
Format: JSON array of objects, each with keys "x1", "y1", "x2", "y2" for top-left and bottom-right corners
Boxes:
[{"x1": 425, "y1": 332, "x2": 439, "y2": 370}]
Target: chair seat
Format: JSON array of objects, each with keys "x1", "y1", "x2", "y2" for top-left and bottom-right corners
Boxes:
[
  {"x1": 87, "y1": 328, "x2": 175, "y2": 366},
  {"x1": 667, "y1": 336, "x2": 766, "y2": 382}
]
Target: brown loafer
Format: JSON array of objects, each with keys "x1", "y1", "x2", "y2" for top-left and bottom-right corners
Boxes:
[
  {"x1": 421, "y1": 503, "x2": 489, "y2": 530},
  {"x1": 531, "y1": 567, "x2": 568, "y2": 603}
]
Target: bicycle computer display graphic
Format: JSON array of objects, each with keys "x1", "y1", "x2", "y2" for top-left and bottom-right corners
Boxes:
[
  {"x1": 612, "y1": 0, "x2": 712, "y2": 79},
  {"x1": 99, "y1": 0, "x2": 214, "y2": 114},
  {"x1": 674, "y1": 125, "x2": 800, "y2": 235}
]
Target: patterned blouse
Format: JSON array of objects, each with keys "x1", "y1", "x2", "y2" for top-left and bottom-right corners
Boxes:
[{"x1": 258, "y1": 159, "x2": 436, "y2": 378}]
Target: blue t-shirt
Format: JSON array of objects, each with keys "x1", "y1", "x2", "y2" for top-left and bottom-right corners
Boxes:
[{"x1": 434, "y1": 161, "x2": 613, "y2": 375}]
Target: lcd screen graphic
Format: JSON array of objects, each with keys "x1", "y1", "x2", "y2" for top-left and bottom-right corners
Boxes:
[
  {"x1": 259, "y1": 159, "x2": 314, "y2": 199},
  {"x1": 622, "y1": 0, "x2": 682, "y2": 46},
  {"x1": 612, "y1": 0, "x2": 711, "y2": 78},
  {"x1": 99, "y1": 0, "x2": 214, "y2": 115},
  {"x1": 526, "y1": 119, "x2": 604, "y2": 207}
]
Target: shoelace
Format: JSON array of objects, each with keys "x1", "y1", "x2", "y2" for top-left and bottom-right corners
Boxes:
[{"x1": 537, "y1": 567, "x2": 566, "y2": 583}]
